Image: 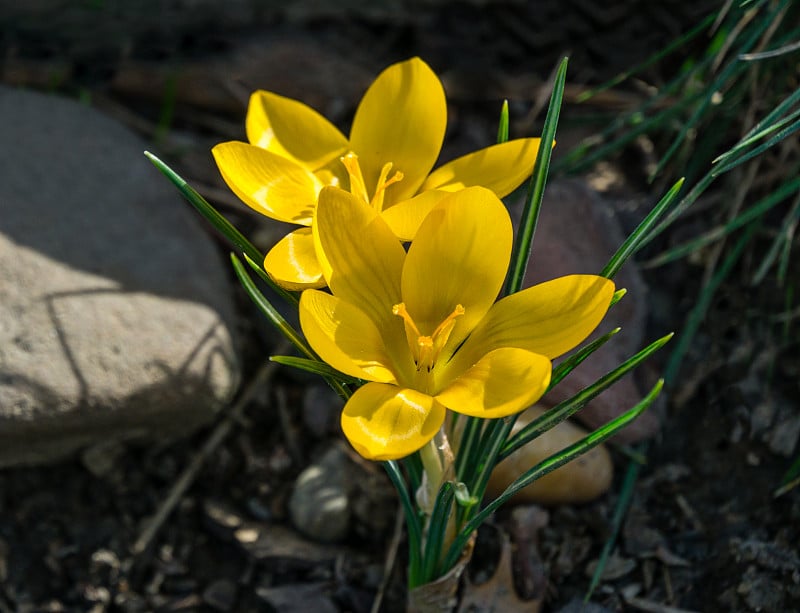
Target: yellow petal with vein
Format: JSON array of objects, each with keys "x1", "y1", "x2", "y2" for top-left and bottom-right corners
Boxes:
[
  {"x1": 341, "y1": 383, "x2": 445, "y2": 460},
  {"x1": 420, "y1": 138, "x2": 541, "y2": 198},
  {"x1": 379, "y1": 190, "x2": 449, "y2": 241},
  {"x1": 453, "y1": 275, "x2": 615, "y2": 375},
  {"x1": 299, "y1": 290, "x2": 396, "y2": 382},
  {"x1": 436, "y1": 348, "x2": 551, "y2": 418},
  {"x1": 349, "y1": 57, "x2": 446, "y2": 205},
  {"x1": 402, "y1": 187, "x2": 511, "y2": 349},
  {"x1": 313, "y1": 187, "x2": 405, "y2": 333},
  {"x1": 246, "y1": 90, "x2": 348, "y2": 171},
  {"x1": 263, "y1": 228, "x2": 325, "y2": 290},
  {"x1": 212, "y1": 141, "x2": 320, "y2": 224}
]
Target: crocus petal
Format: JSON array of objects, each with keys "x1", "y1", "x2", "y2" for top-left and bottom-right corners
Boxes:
[
  {"x1": 420, "y1": 138, "x2": 541, "y2": 198},
  {"x1": 452, "y1": 276, "x2": 615, "y2": 376},
  {"x1": 212, "y1": 142, "x2": 321, "y2": 224},
  {"x1": 299, "y1": 290, "x2": 397, "y2": 383},
  {"x1": 313, "y1": 187, "x2": 406, "y2": 333},
  {"x1": 246, "y1": 90, "x2": 348, "y2": 171},
  {"x1": 263, "y1": 228, "x2": 326, "y2": 290},
  {"x1": 402, "y1": 187, "x2": 512, "y2": 347},
  {"x1": 349, "y1": 57, "x2": 446, "y2": 204},
  {"x1": 379, "y1": 190, "x2": 449, "y2": 241},
  {"x1": 341, "y1": 383, "x2": 446, "y2": 460},
  {"x1": 435, "y1": 348, "x2": 551, "y2": 418}
]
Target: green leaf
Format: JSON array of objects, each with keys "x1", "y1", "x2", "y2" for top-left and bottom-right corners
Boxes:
[
  {"x1": 497, "y1": 99, "x2": 509, "y2": 144},
  {"x1": 269, "y1": 356, "x2": 360, "y2": 384},
  {"x1": 664, "y1": 226, "x2": 756, "y2": 384},
  {"x1": 456, "y1": 417, "x2": 515, "y2": 529},
  {"x1": 644, "y1": 174, "x2": 800, "y2": 268},
  {"x1": 600, "y1": 178, "x2": 684, "y2": 278},
  {"x1": 574, "y1": 12, "x2": 717, "y2": 104},
  {"x1": 610, "y1": 289, "x2": 627, "y2": 307},
  {"x1": 233, "y1": 255, "x2": 354, "y2": 401},
  {"x1": 383, "y1": 460, "x2": 423, "y2": 586},
  {"x1": 145, "y1": 152, "x2": 261, "y2": 262},
  {"x1": 585, "y1": 441, "x2": 649, "y2": 601},
  {"x1": 441, "y1": 380, "x2": 663, "y2": 573},
  {"x1": 231, "y1": 254, "x2": 312, "y2": 358},
  {"x1": 504, "y1": 57, "x2": 568, "y2": 296},
  {"x1": 548, "y1": 327, "x2": 621, "y2": 391},
  {"x1": 501, "y1": 333, "x2": 673, "y2": 460},
  {"x1": 454, "y1": 415, "x2": 483, "y2": 482},
  {"x1": 420, "y1": 482, "x2": 455, "y2": 584},
  {"x1": 454, "y1": 482, "x2": 478, "y2": 510},
  {"x1": 144, "y1": 151, "x2": 297, "y2": 306}
]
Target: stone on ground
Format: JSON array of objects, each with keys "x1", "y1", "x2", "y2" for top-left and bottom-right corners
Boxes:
[{"x1": 0, "y1": 86, "x2": 239, "y2": 467}]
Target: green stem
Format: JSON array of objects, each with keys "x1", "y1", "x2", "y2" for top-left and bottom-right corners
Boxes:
[
  {"x1": 383, "y1": 460, "x2": 423, "y2": 587},
  {"x1": 442, "y1": 381, "x2": 662, "y2": 572}
]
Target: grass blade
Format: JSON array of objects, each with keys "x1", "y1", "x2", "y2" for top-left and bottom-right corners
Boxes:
[
  {"x1": 497, "y1": 99, "x2": 509, "y2": 144},
  {"x1": 645, "y1": 174, "x2": 800, "y2": 268},
  {"x1": 584, "y1": 442, "x2": 648, "y2": 601},
  {"x1": 713, "y1": 90, "x2": 800, "y2": 165},
  {"x1": 712, "y1": 116, "x2": 800, "y2": 177},
  {"x1": 774, "y1": 454, "x2": 800, "y2": 497},
  {"x1": 575, "y1": 12, "x2": 717, "y2": 103},
  {"x1": 269, "y1": 356, "x2": 360, "y2": 383},
  {"x1": 145, "y1": 151, "x2": 262, "y2": 264},
  {"x1": 420, "y1": 482, "x2": 455, "y2": 583},
  {"x1": 600, "y1": 178, "x2": 685, "y2": 279},
  {"x1": 231, "y1": 254, "x2": 311, "y2": 358},
  {"x1": 501, "y1": 333, "x2": 673, "y2": 460},
  {"x1": 648, "y1": 1, "x2": 789, "y2": 180},
  {"x1": 144, "y1": 151, "x2": 297, "y2": 305},
  {"x1": 235, "y1": 254, "x2": 352, "y2": 400},
  {"x1": 664, "y1": 224, "x2": 756, "y2": 383},
  {"x1": 549, "y1": 327, "x2": 621, "y2": 391},
  {"x1": 442, "y1": 380, "x2": 663, "y2": 573},
  {"x1": 504, "y1": 57, "x2": 568, "y2": 296},
  {"x1": 384, "y1": 460, "x2": 424, "y2": 587}
]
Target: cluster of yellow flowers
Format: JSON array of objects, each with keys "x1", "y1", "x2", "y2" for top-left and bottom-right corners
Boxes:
[{"x1": 214, "y1": 58, "x2": 614, "y2": 462}]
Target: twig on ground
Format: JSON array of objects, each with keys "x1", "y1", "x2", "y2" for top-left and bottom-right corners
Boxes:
[
  {"x1": 370, "y1": 506, "x2": 405, "y2": 613},
  {"x1": 624, "y1": 594, "x2": 702, "y2": 613},
  {"x1": 674, "y1": 494, "x2": 705, "y2": 533},
  {"x1": 276, "y1": 385, "x2": 304, "y2": 466},
  {"x1": 130, "y1": 343, "x2": 289, "y2": 557}
]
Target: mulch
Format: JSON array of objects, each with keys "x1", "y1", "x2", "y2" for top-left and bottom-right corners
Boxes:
[{"x1": 1, "y1": 2, "x2": 798, "y2": 611}]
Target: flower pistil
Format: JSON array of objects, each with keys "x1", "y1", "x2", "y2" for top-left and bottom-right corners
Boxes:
[
  {"x1": 341, "y1": 152, "x2": 404, "y2": 212},
  {"x1": 393, "y1": 302, "x2": 464, "y2": 376}
]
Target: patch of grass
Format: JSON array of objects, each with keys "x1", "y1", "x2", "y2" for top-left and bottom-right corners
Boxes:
[{"x1": 558, "y1": 1, "x2": 800, "y2": 597}]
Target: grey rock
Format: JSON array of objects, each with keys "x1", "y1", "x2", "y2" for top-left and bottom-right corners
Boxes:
[
  {"x1": 255, "y1": 583, "x2": 337, "y2": 613},
  {"x1": 0, "y1": 86, "x2": 239, "y2": 466},
  {"x1": 555, "y1": 598, "x2": 615, "y2": 613},
  {"x1": 288, "y1": 445, "x2": 353, "y2": 543},
  {"x1": 517, "y1": 179, "x2": 660, "y2": 442},
  {"x1": 767, "y1": 410, "x2": 800, "y2": 457},
  {"x1": 202, "y1": 579, "x2": 238, "y2": 612}
]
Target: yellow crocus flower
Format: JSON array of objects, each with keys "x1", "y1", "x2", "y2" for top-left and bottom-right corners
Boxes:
[
  {"x1": 212, "y1": 57, "x2": 541, "y2": 289},
  {"x1": 299, "y1": 186, "x2": 615, "y2": 461}
]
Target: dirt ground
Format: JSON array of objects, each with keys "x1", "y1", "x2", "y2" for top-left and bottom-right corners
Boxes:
[{"x1": 1, "y1": 2, "x2": 798, "y2": 612}]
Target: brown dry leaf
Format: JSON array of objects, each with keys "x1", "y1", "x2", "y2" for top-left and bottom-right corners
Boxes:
[
  {"x1": 407, "y1": 535, "x2": 476, "y2": 613},
  {"x1": 458, "y1": 533, "x2": 543, "y2": 613}
]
